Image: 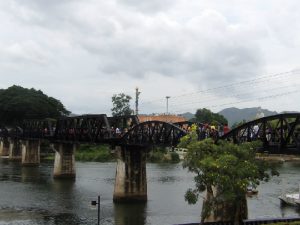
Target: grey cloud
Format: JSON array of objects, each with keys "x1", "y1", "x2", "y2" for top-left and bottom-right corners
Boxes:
[
  {"x1": 7, "y1": 0, "x2": 78, "y2": 30},
  {"x1": 117, "y1": 0, "x2": 175, "y2": 13},
  {"x1": 3, "y1": 0, "x2": 297, "y2": 114},
  {"x1": 79, "y1": 17, "x2": 263, "y2": 90},
  {"x1": 2, "y1": 1, "x2": 265, "y2": 89}
]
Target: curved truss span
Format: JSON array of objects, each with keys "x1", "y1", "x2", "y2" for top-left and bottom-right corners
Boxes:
[
  {"x1": 120, "y1": 121, "x2": 187, "y2": 147},
  {"x1": 221, "y1": 113, "x2": 300, "y2": 152}
]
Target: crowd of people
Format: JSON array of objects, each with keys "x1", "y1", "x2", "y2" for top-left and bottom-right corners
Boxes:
[{"x1": 178, "y1": 122, "x2": 230, "y2": 140}]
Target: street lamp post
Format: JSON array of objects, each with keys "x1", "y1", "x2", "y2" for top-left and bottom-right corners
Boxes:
[
  {"x1": 166, "y1": 96, "x2": 170, "y2": 114},
  {"x1": 91, "y1": 195, "x2": 100, "y2": 225}
]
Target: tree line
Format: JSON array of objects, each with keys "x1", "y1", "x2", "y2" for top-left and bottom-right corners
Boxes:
[{"x1": 0, "y1": 85, "x2": 69, "y2": 125}]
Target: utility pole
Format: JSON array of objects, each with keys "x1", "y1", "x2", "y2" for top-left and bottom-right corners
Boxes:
[
  {"x1": 135, "y1": 87, "x2": 141, "y2": 115},
  {"x1": 166, "y1": 96, "x2": 170, "y2": 114}
]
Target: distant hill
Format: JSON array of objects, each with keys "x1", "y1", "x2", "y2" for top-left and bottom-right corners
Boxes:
[
  {"x1": 179, "y1": 112, "x2": 195, "y2": 121},
  {"x1": 218, "y1": 107, "x2": 278, "y2": 127}
]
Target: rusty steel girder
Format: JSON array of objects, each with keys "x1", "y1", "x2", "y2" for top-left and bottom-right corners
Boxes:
[
  {"x1": 0, "y1": 126, "x2": 8, "y2": 139},
  {"x1": 221, "y1": 113, "x2": 300, "y2": 152},
  {"x1": 21, "y1": 119, "x2": 56, "y2": 139},
  {"x1": 107, "y1": 115, "x2": 139, "y2": 129},
  {"x1": 120, "y1": 120, "x2": 187, "y2": 147},
  {"x1": 53, "y1": 114, "x2": 111, "y2": 143}
]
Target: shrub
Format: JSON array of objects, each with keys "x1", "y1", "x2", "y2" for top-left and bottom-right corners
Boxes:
[
  {"x1": 170, "y1": 152, "x2": 180, "y2": 163},
  {"x1": 75, "y1": 144, "x2": 114, "y2": 162}
]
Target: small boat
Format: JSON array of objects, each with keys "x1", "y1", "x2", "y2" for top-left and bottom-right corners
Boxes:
[
  {"x1": 279, "y1": 184, "x2": 300, "y2": 206},
  {"x1": 279, "y1": 193, "x2": 300, "y2": 206},
  {"x1": 246, "y1": 186, "x2": 258, "y2": 196}
]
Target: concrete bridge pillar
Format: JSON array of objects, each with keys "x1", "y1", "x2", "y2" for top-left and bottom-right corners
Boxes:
[
  {"x1": 21, "y1": 140, "x2": 40, "y2": 166},
  {"x1": 53, "y1": 143, "x2": 76, "y2": 179},
  {"x1": 8, "y1": 139, "x2": 22, "y2": 161},
  {"x1": 0, "y1": 140, "x2": 3, "y2": 156},
  {"x1": 113, "y1": 146, "x2": 147, "y2": 203},
  {"x1": 0, "y1": 138, "x2": 10, "y2": 156}
]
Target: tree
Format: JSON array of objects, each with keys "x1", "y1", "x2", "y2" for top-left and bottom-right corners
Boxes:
[
  {"x1": 0, "y1": 85, "x2": 70, "y2": 125},
  {"x1": 111, "y1": 93, "x2": 133, "y2": 116},
  {"x1": 195, "y1": 108, "x2": 228, "y2": 125},
  {"x1": 179, "y1": 128, "x2": 278, "y2": 224}
]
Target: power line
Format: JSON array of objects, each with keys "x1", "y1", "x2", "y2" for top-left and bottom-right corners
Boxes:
[
  {"x1": 140, "y1": 69, "x2": 300, "y2": 105},
  {"x1": 170, "y1": 89, "x2": 300, "y2": 114},
  {"x1": 166, "y1": 75, "x2": 298, "y2": 106},
  {"x1": 169, "y1": 83, "x2": 300, "y2": 108},
  {"x1": 139, "y1": 80, "x2": 300, "y2": 112}
]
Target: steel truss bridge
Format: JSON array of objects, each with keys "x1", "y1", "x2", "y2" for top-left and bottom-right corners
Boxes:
[
  {"x1": 221, "y1": 113, "x2": 300, "y2": 153},
  {"x1": 0, "y1": 114, "x2": 187, "y2": 148},
  {"x1": 1, "y1": 113, "x2": 300, "y2": 203},
  {"x1": 1, "y1": 112, "x2": 300, "y2": 152}
]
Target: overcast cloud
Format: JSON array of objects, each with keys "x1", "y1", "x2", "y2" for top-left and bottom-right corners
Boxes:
[{"x1": 0, "y1": 0, "x2": 300, "y2": 115}]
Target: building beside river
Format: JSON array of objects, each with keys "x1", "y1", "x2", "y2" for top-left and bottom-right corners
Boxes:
[{"x1": 138, "y1": 114, "x2": 187, "y2": 123}]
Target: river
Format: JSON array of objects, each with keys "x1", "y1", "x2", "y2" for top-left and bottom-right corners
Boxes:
[{"x1": 0, "y1": 159, "x2": 300, "y2": 225}]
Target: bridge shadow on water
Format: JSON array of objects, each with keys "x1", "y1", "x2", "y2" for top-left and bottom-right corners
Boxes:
[{"x1": 114, "y1": 202, "x2": 147, "y2": 225}]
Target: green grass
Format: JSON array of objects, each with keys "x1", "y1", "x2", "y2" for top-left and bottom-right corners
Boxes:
[
  {"x1": 170, "y1": 152, "x2": 180, "y2": 163},
  {"x1": 42, "y1": 144, "x2": 180, "y2": 163},
  {"x1": 42, "y1": 155, "x2": 55, "y2": 161},
  {"x1": 148, "y1": 148, "x2": 180, "y2": 163},
  {"x1": 148, "y1": 151, "x2": 165, "y2": 163},
  {"x1": 75, "y1": 144, "x2": 115, "y2": 162}
]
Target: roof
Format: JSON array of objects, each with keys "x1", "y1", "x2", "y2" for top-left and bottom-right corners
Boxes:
[{"x1": 138, "y1": 114, "x2": 187, "y2": 123}]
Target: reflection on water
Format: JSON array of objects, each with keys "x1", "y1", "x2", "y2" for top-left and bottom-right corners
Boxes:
[
  {"x1": 114, "y1": 203, "x2": 147, "y2": 225},
  {"x1": 1, "y1": 159, "x2": 300, "y2": 225},
  {"x1": 0, "y1": 208, "x2": 86, "y2": 225}
]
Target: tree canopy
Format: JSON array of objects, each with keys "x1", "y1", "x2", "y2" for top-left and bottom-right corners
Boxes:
[
  {"x1": 179, "y1": 127, "x2": 278, "y2": 224},
  {"x1": 0, "y1": 85, "x2": 70, "y2": 125},
  {"x1": 194, "y1": 108, "x2": 228, "y2": 125},
  {"x1": 111, "y1": 93, "x2": 133, "y2": 116}
]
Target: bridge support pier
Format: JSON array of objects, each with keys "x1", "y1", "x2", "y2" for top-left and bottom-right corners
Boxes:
[
  {"x1": 21, "y1": 140, "x2": 40, "y2": 166},
  {"x1": 8, "y1": 139, "x2": 22, "y2": 161},
  {"x1": 53, "y1": 143, "x2": 76, "y2": 179},
  {"x1": 113, "y1": 146, "x2": 147, "y2": 203},
  {"x1": 1, "y1": 138, "x2": 10, "y2": 156}
]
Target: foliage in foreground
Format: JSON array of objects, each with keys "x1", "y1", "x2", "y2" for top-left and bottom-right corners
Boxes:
[
  {"x1": 179, "y1": 127, "x2": 278, "y2": 223},
  {"x1": 75, "y1": 144, "x2": 114, "y2": 162}
]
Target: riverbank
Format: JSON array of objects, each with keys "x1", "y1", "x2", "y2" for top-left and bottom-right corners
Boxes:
[
  {"x1": 42, "y1": 144, "x2": 181, "y2": 163},
  {"x1": 75, "y1": 144, "x2": 114, "y2": 162},
  {"x1": 256, "y1": 153, "x2": 300, "y2": 162},
  {"x1": 76, "y1": 145, "x2": 180, "y2": 163}
]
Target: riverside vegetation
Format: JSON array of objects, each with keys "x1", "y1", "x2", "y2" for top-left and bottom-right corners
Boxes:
[
  {"x1": 75, "y1": 145, "x2": 180, "y2": 163},
  {"x1": 43, "y1": 144, "x2": 180, "y2": 163}
]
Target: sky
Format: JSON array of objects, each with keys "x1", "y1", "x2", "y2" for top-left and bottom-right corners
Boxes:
[{"x1": 0, "y1": 0, "x2": 300, "y2": 116}]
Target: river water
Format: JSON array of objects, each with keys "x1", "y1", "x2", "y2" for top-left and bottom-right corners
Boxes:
[{"x1": 0, "y1": 159, "x2": 300, "y2": 225}]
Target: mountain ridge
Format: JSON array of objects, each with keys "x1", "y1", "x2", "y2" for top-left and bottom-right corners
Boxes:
[
  {"x1": 179, "y1": 107, "x2": 279, "y2": 127},
  {"x1": 218, "y1": 107, "x2": 278, "y2": 126}
]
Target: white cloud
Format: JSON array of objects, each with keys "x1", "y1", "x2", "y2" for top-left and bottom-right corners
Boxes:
[{"x1": 0, "y1": 0, "x2": 300, "y2": 115}]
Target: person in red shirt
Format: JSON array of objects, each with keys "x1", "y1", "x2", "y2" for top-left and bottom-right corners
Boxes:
[{"x1": 223, "y1": 124, "x2": 230, "y2": 135}]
